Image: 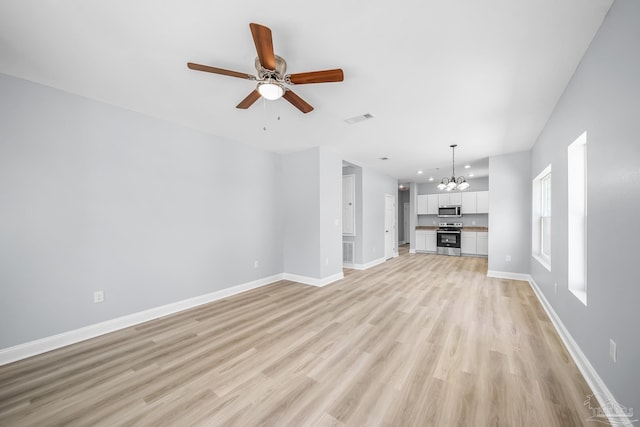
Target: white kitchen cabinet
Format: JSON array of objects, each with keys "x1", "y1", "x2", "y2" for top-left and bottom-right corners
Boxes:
[
  {"x1": 476, "y1": 191, "x2": 489, "y2": 213},
  {"x1": 476, "y1": 232, "x2": 488, "y2": 255},
  {"x1": 461, "y1": 192, "x2": 477, "y2": 214},
  {"x1": 415, "y1": 232, "x2": 426, "y2": 251},
  {"x1": 425, "y1": 231, "x2": 437, "y2": 252},
  {"x1": 417, "y1": 194, "x2": 440, "y2": 215},
  {"x1": 438, "y1": 192, "x2": 462, "y2": 207},
  {"x1": 461, "y1": 231, "x2": 477, "y2": 254},
  {"x1": 427, "y1": 194, "x2": 439, "y2": 214},
  {"x1": 415, "y1": 230, "x2": 437, "y2": 252},
  {"x1": 417, "y1": 195, "x2": 429, "y2": 214}
]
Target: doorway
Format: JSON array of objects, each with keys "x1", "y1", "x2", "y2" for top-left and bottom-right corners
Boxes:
[{"x1": 384, "y1": 194, "x2": 396, "y2": 259}]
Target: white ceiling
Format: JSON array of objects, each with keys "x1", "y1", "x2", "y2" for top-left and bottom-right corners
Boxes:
[{"x1": 0, "y1": 0, "x2": 612, "y2": 182}]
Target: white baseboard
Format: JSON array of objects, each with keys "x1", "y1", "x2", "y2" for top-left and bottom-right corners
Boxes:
[
  {"x1": 527, "y1": 276, "x2": 631, "y2": 427},
  {"x1": 487, "y1": 270, "x2": 531, "y2": 281},
  {"x1": 0, "y1": 269, "x2": 351, "y2": 366},
  {"x1": 0, "y1": 274, "x2": 284, "y2": 366},
  {"x1": 409, "y1": 249, "x2": 416, "y2": 254},
  {"x1": 342, "y1": 257, "x2": 386, "y2": 271},
  {"x1": 282, "y1": 272, "x2": 344, "y2": 287}
]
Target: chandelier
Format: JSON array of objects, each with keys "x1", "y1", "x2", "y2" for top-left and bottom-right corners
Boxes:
[{"x1": 437, "y1": 144, "x2": 470, "y2": 191}]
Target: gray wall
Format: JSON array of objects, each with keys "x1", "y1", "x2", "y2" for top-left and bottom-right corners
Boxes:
[
  {"x1": 397, "y1": 190, "x2": 410, "y2": 242},
  {"x1": 318, "y1": 148, "x2": 343, "y2": 278},
  {"x1": 282, "y1": 148, "x2": 321, "y2": 278},
  {"x1": 417, "y1": 176, "x2": 489, "y2": 194},
  {"x1": 408, "y1": 182, "x2": 418, "y2": 251},
  {"x1": 360, "y1": 167, "x2": 398, "y2": 263},
  {"x1": 0, "y1": 73, "x2": 284, "y2": 348},
  {"x1": 488, "y1": 151, "x2": 531, "y2": 274},
  {"x1": 530, "y1": 0, "x2": 640, "y2": 413},
  {"x1": 342, "y1": 163, "x2": 396, "y2": 265},
  {"x1": 283, "y1": 146, "x2": 342, "y2": 280}
]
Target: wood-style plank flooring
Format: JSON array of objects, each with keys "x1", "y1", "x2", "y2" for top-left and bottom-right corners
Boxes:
[{"x1": 0, "y1": 247, "x2": 594, "y2": 426}]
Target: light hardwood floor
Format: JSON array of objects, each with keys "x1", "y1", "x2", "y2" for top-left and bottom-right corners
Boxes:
[{"x1": 0, "y1": 248, "x2": 594, "y2": 426}]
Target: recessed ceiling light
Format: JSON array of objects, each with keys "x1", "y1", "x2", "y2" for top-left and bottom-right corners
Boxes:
[
  {"x1": 429, "y1": 177, "x2": 434, "y2": 181},
  {"x1": 417, "y1": 170, "x2": 423, "y2": 174},
  {"x1": 464, "y1": 164, "x2": 471, "y2": 169},
  {"x1": 469, "y1": 173, "x2": 475, "y2": 177}
]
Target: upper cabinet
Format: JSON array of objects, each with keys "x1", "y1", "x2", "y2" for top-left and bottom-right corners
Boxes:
[
  {"x1": 417, "y1": 194, "x2": 440, "y2": 215},
  {"x1": 461, "y1": 192, "x2": 477, "y2": 213},
  {"x1": 417, "y1": 195, "x2": 428, "y2": 215},
  {"x1": 438, "y1": 192, "x2": 461, "y2": 207},
  {"x1": 476, "y1": 191, "x2": 489, "y2": 213},
  {"x1": 427, "y1": 194, "x2": 438, "y2": 214},
  {"x1": 461, "y1": 190, "x2": 489, "y2": 214},
  {"x1": 418, "y1": 190, "x2": 489, "y2": 215}
]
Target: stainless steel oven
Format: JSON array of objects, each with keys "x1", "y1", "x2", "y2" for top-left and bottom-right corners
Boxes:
[{"x1": 437, "y1": 222, "x2": 462, "y2": 256}]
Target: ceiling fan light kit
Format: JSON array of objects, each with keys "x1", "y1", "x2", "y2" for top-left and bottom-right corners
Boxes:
[
  {"x1": 437, "y1": 144, "x2": 470, "y2": 192},
  {"x1": 187, "y1": 23, "x2": 344, "y2": 113},
  {"x1": 257, "y1": 81, "x2": 284, "y2": 100}
]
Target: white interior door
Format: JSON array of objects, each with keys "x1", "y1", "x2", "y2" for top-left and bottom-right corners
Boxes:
[
  {"x1": 403, "y1": 202, "x2": 410, "y2": 244},
  {"x1": 342, "y1": 175, "x2": 355, "y2": 235},
  {"x1": 384, "y1": 195, "x2": 395, "y2": 259}
]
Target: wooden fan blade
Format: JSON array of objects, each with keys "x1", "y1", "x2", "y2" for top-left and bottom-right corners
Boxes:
[
  {"x1": 236, "y1": 90, "x2": 262, "y2": 109},
  {"x1": 187, "y1": 62, "x2": 254, "y2": 80},
  {"x1": 287, "y1": 69, "x2": 344, "y2": 84},
  {"x1": 282, "y1": 90, "x2": 314, "y2": 113},
  {"x1": 249, "y1": 23, "x2": 276, "y2": 70}
]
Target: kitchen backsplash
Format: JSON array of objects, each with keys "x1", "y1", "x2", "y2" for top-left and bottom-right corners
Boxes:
[{"x1": 417, "y1": 213, "x2": 489, "y2": 227}]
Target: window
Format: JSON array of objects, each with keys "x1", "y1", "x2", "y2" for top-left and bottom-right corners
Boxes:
[
  {"x1": 532, "y1": 164, "x2": 552, "y2": 270},
  {"x1": 568, "y1": 132, "x2": 587, "y2": 305}
]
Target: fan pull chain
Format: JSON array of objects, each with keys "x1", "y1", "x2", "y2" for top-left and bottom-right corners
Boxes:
[
  {"x1": 262, "y1": 99, "x2": 281, "y2": 131},
  {"x1": 263, "y1": 97, "x2": 267, "y2": 131}
]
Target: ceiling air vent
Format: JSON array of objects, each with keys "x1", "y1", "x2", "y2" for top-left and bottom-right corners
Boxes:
[{"x1": 344, "y1": 113, "x2": 374, "y2": 125}]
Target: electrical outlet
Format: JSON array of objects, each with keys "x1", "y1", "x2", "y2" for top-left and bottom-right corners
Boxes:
[
  {"x1": 325, "y1": 258, "x2": 329, "y2": 265},
  {"x1": 610, "y1": 339, "x2": 617, "y2": 363},
  {"x1": 93, "y1": 290, "x2": 104, "y2": 303},
  {"x1": 506, "y1": 255, "x2": 511, "y2": 262},
  {"x1": 254, "y1": 260, "x2": 259, "y2": 268},
  {"x1": 472, "y1": 220, "x2": 476, "y2": 225},
  {"x1": 432, "y1": 220, "x2": 436, "y2": 225},
  {"x1": 554, "y1": 283, "x2": 558, "y2": 294}
]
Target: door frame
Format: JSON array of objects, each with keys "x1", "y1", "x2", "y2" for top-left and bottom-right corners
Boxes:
[{"x1": 384, "y1": 194, "x2": 396, "y2": 259}]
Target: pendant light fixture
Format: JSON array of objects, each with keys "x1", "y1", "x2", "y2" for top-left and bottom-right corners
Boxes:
[{"x1": 437, "y1": 144, "x2": 470, "y2": 191}]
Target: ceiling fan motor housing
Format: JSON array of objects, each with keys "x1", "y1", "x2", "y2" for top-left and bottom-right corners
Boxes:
[{"x1": 255, "y1": 55, "x2": 287, "y2": 80}]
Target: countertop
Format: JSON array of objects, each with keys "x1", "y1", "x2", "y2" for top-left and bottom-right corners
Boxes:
[
  {"x1": 462, "y1": 226, "x2": 489, "y2": 232},
  {"x1": 415, "y1": 226, "x2": 489, "y2": 232}
]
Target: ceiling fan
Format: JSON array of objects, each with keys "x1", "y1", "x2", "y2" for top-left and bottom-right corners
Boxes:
[{"x1": 187, "y1": 23, "x2": 344, "y2": 114}]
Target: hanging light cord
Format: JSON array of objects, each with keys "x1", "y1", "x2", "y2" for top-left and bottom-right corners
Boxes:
[{"x1": 451, "y1": 145, "x2": 455, "y2": 178}]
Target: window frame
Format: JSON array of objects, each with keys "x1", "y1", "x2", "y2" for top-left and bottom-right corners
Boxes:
[
  {"x1": 568, "y1": 132, "x2": 587, "y2": 305},
  {"x1": 532, "y1": 164, "x2": 552, "y2": 271}
]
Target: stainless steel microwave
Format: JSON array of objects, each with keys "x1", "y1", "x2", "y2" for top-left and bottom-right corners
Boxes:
[{"x1": 438, "y1": 205, "x2": 462, "y2": 217}]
